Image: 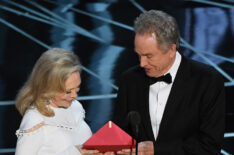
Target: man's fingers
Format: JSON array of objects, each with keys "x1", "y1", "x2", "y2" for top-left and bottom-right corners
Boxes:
[{"x1": 137, "y1": 141, "x2": 154, "y2": 155}]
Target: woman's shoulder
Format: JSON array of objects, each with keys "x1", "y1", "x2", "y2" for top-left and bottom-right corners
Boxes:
[
  {"x1": 70, "y1": 100, "x2": 84, "y2": 112},
  {"x1": 70, "y1": 100, "x2": 86, "y2": 121},
  {"x1": 19, "y1": 108, "x2": 44, "y2": 130}
]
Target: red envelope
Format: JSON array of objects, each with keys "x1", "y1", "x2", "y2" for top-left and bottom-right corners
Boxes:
[{"x1": 83, "y1": 121, "x2": 136, "y2": 153}]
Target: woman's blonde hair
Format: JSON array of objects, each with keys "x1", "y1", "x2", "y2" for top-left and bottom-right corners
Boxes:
[{"x1": 16, "y1": 48, "x2": 82, "y2": 117}]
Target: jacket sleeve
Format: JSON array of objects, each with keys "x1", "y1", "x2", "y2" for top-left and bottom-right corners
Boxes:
[
  {"x1": 113, "y1": 75, "x2": 132, "y2": 135},
  {"x1": 195, "y1": 74, "x2": 225, "y2": 155},
  {"x1": 182, "y1": 73, "x2": 225, "y2": 155}
]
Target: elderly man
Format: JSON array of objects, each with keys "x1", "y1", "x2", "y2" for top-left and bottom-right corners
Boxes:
[{"x1": 114, "y1": 10, "x2": 225, "y2": 155}]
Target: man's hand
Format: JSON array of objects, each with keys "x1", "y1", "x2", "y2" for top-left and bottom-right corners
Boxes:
[
  {"x1": 117, "y1": 141, "x2": 154, "y2": 155},
  {"x1": 138, "y1": 141, "x2": 154, "y2": 155}
]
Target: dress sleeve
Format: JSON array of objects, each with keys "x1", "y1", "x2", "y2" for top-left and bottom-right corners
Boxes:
[
  {"x1": 56, "y1": 146, "x2": 81, "y2": 155},
  {"x1": 16, "y1": 107, "x2": 87, "y2": 155},
  {"x1": 15, "y1": 109, "x2": 45, "y2": 155},
  {"x1": 16, "y1": 129, "x2": 82, "y2": 155},
  {"x1": 15, "y1": 124, "x2": 45, "y2": 155}
]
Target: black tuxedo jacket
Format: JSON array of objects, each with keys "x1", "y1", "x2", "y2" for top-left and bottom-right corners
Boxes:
[{"x1": 113, "y1": 56, "x2": 225, "y2": 155}]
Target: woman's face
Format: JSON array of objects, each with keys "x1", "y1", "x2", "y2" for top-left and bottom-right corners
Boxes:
[{"x1": 50, "y1": 71, "x2": 81, "y2": 108}]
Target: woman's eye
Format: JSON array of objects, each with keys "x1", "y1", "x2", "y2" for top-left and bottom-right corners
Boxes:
[
  {"x1": 65, "y1": 87, "x2": 80, "y2": 94},
  {"x1": 66, "y1": 91, "x2": 71, "y2": 94}
]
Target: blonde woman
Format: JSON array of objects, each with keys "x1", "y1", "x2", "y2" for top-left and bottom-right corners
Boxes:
[{"x1": 15, "y1": 48, "x2": 99, "y2": 155}]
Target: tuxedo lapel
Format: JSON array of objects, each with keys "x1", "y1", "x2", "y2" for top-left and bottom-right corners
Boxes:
[
  {"x1": 138, "y1": 70, "x2": 155, "y2": 141},
  {"x1": 156, "y1": 56, "x2": 191, "y2": 142}
]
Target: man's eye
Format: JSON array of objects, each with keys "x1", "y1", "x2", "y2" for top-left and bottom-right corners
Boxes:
[{"x1": 147, "y1": 55, "x2": 152, "y2": 58}]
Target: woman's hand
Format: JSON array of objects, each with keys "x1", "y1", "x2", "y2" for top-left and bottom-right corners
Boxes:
[
  {"x1": 76, "y1": 145, "x2": 100, "y2": 155},
  {"x1": 117, "y1": 148, "x2": 135, "y2": 155},
  {"x1": 76, "y1": 145, "x2": 115, "y2": 155},
  {"x1": 102, "y1": 152, "x2": 115, "y2": 155}
]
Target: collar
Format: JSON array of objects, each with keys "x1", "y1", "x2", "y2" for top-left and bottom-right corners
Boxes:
[{"x1": 166, "y1": 51, "x2": 181, "y2": 83}]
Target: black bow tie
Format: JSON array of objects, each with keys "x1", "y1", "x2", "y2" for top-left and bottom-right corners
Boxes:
[{"x1": 148, "y1": 73, "x2": 172, "y2": 85}]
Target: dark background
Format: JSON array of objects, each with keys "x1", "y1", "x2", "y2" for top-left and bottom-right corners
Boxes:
[{"x1": 0, "y1": 0, "x2": 233, "y2": 154}]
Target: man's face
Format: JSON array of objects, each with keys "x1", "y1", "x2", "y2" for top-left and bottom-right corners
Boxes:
[{"x1": 134, "y1": 33, "x2": 176, "y2": 77}]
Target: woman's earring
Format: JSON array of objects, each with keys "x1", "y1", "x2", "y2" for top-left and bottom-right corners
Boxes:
[{"x1": 46, "y1": 99, "x2": 52, "y2": 107}]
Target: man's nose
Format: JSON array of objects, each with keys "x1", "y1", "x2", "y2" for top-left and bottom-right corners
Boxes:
[{"x1": 140, "y1": 56, "x2": 147, "y2": 67}]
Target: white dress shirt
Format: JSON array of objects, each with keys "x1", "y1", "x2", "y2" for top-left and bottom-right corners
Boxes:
[
  {"x1": 149, "y1": 52, "x2": 181, "y2": 140},
  {"x1": 15, "y1": 100, "x2": 92, "y2": 155}
]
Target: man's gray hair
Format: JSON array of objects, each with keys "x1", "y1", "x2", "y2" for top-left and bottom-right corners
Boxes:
[{"x1": 134, "y1": 10, "x2": 180, "y2": 52}]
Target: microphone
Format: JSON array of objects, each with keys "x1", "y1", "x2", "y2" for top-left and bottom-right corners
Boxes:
[
  {"x1": 127, "y1": 111, "x2": 141, "y2": 155},
  {"x1": 128, "y1": 111, "x2": 141, "y2": 136}
]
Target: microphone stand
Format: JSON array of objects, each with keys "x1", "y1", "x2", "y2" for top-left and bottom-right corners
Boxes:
[
  {"x1": 131, "y1": 137, "x2": 134, "y2": 155},
  {"x1": 135, "y1": 125, "x2": 139, "y2": 155},
  {"x1": 127, "y1": 111, "x2": 141, "y2": 155}
]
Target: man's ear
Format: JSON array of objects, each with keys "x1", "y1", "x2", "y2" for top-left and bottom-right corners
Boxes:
[{"x1": 169, "y1": 44, "x2": 176, "y2": 58}]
